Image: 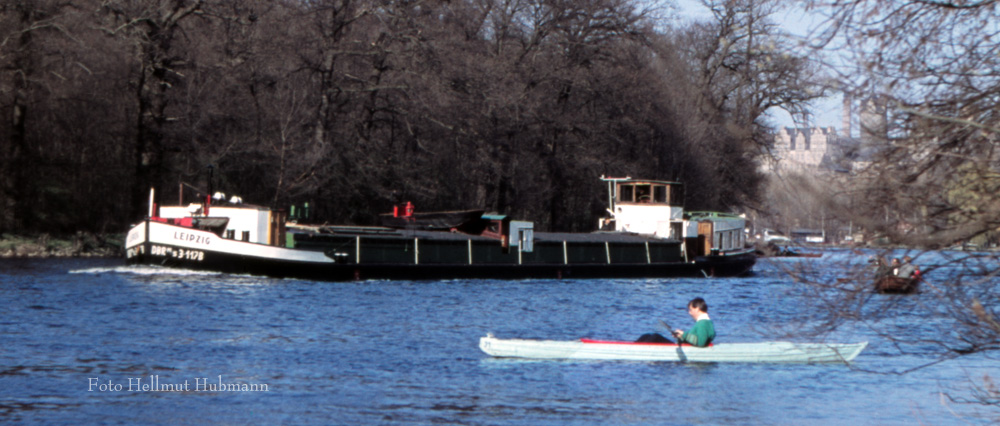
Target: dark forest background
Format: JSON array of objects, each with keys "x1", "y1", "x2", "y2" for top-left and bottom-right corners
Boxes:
[
  {"x1": 0, "y1": 0, "x2": 821, "y2": 235},
  {"x1": 6, "y1": 0, "x2": 998, "y2": 409}
]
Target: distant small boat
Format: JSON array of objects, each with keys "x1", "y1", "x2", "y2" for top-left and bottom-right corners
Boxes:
[
  {"x1": 875, "y1": 276, "x2": 919, "y2": 294},
  {"x1": 756, "y1": 243, "x2": 823, "y2": 258},
  {"x1": 479, "y1": 335, "x2": 867, "y2": 363},
  {"x1": 775, "y1": 251, "x2": 823, "y2": 258}
]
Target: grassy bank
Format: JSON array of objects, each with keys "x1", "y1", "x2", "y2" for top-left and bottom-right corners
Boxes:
[{"x1": 0, "y1": 232, "x2": 122, "y2": 258}]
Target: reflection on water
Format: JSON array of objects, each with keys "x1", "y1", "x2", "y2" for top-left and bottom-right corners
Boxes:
[{"x1": 0, "y1": 255, "x2": 996, "y2": 425}]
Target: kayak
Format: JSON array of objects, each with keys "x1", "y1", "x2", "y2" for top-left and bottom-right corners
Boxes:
[{"x1": 479, "y1": 334, "x2": 867, "y2": 363}]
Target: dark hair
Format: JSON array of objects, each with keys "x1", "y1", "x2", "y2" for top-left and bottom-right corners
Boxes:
[{"x1": 688, "y1": 297, "x2": 708, "y2": 313}]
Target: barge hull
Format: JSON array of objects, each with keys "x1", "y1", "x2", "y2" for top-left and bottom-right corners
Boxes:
[{"x1": 125, "y1": 220, "x2": 754, "y2": 281}]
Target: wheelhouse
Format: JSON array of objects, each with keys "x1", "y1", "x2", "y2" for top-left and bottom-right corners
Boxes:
[{"x1": 601, "y1": 177, "x2": 685, "y2": 239}]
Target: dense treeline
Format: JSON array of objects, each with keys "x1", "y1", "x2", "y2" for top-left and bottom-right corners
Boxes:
[{"x1": 0, "y1": 0, "x2": 817, "y2": 235}]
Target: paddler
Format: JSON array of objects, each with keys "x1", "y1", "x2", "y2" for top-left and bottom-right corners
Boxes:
[
  {"x1": 635, "y1": 297, "x2": 715, "y2": 347},
  {"x1": 896, "y1": 256, "x2": 917, "y2": 279},
  {"x1": 671, "y1": 297, "x2": 715, "y2": 347}
]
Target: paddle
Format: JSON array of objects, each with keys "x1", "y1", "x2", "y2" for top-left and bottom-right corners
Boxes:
[
  {"x1": 659, "y1": 320, "x2": 683, "y2": 345},
  {"x1": 660, "y1": 320, "x2": 681, "y2": 345},
  {"x1": 658, "y1": 320, "x2": 673, "y2": 332}
]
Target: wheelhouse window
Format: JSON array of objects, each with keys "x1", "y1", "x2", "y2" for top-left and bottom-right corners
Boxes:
[
  {"x1": 634, "y1": 185, "x2": 652, "y2": 202},
  {"x1": 653, "y1": 185, "x2": 667, "y2": 203},
  {"x1": 617, "y1": 182, "x2": 682, "y2": 205},
  {"x1": 620, "y1": 185, "x2": 635, "y2": 203},
  {"x1": 670, "y1": 185, "x2": 684, "y2": 205}
]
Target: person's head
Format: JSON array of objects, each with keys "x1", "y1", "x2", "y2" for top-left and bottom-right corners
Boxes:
[
  {"x1": 903, "y1": 256, "x2": 912, "y2": 263},
  {"x1": 687, "y1": 297, "x2": 708, "y2": 318},
  {"x1": 891, "y1": 258, "x2": 900, "y2": 266}
]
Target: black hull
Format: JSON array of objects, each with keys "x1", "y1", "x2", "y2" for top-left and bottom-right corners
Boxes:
[
  {"x1": 875, "y1": 276, "x2": 919, "y2": 294},
  {"x1": 125, "y1": 219, "x2": 755, "y2": 282},
  {"x1": 126, "y1": 243, "x2": 755, "y2": 282},
  {"x1": 693, "y1": 251, "x2": 757, "y2": 277}
]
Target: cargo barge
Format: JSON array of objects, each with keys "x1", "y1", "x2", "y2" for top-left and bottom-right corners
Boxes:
[{"x1": 124, "y1": 177, "x2": 755, "y2": 280}]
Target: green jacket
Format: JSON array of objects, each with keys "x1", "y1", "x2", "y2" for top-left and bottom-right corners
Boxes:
[{"x1": 679, "y1": 318, "x2": 715, "y2": 347}]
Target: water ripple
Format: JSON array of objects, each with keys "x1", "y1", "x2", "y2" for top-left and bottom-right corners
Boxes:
[{"x1": 0, "y1": 256, "x2": 996, "y2": 425}]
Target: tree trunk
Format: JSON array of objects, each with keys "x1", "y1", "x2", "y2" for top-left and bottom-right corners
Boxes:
[
  {"x1": 4, "y1": 6, "x2": 38, "y2": 233},
  {"x1": 117, "y1": 0, "x2": 202, "y2": 220}
]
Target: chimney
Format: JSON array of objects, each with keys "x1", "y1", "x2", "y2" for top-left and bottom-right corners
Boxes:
[{"x1": 842, "y1": 93, "x2": 852, "y2": 138}]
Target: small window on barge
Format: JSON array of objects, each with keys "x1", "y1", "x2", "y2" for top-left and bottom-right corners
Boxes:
[
  {"x1": 653, "y1": 185, "x2": 667, "y2": 203},
  {"x1": 670, "y1": 184, "x2": 684, "y2": 206},
  {"x1": 620, "y1": 185, "x2": 635, "y2": 203},
  {"x1": 635, "y1": 185, "x2": 652, "y2": 202}
]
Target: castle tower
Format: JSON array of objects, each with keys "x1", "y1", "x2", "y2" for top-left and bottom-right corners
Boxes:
[{"x1": 859, "y1": 95, "x2": 888, "y2": 147}]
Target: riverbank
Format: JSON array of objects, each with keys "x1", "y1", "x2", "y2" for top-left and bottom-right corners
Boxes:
[{"x1": 0, "y1": 232, "x2": 121, "y2": 258}]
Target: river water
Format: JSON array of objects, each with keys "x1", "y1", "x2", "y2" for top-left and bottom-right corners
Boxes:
[{"x1": 1, "y1": 251, "x2": 996, "y2": 425}]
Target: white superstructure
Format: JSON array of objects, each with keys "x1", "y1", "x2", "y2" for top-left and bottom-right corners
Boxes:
[
  {"x1": 158, "y1": 204, "x2": 283, "y2": 246},
  {"x1": 599, "y1": 177, "x2": 751, "y2": 259},
  {"x1": 601, "y1": 177, "x2": 685, "y2": 239}
]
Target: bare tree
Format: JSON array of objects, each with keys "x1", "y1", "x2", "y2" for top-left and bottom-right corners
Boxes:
[
  {"x1": 166, "y1": 1, "x2": 301, "y2": 206},
  {"x1": 0, "y1": 1, "x2": 76, "y2": 232},
  {"x1": 672, "y1": 0, "x2": 827, "y2": 211},
  {"x1": 95, "y1": 0, "x2": 206, "y2": 220},
  {"x1": 793, "y1": 0, "x2": 1000, "y2": 410}
]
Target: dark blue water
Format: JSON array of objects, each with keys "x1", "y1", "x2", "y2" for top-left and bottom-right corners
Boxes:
[{"x1": 1, "y1": 252, "x2": 995, "y2": 425}]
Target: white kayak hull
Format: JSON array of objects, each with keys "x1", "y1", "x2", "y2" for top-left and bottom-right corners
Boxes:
[{"x1": 479, "y1": 335, "x2": 867, "y2": 363}]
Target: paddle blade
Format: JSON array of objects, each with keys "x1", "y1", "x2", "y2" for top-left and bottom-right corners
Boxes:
[{"x1": 659, "y1": 320, "x2": 673, "y2": 331}]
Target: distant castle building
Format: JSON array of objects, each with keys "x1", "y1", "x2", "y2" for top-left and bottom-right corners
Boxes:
[
  {"x1": 766, "y1": 94, "x2": 888, "y2": 175},
  {"x1": 769, "y1": 127, "x2": 839, "y2": 173}
]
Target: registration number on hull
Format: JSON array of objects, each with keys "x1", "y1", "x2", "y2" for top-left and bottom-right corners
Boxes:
[{"x1": 151, "y1": 245, "x2": 205, "y2": 261}]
